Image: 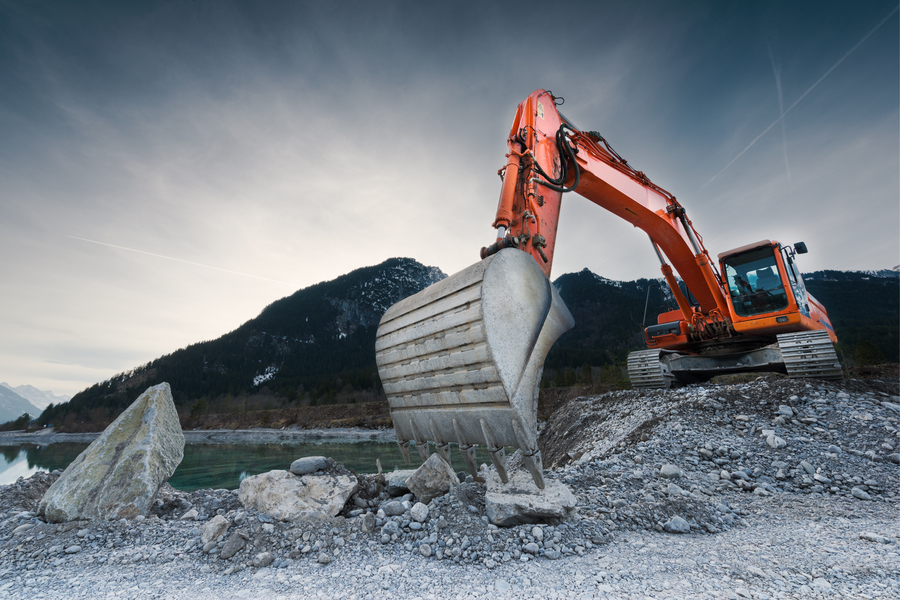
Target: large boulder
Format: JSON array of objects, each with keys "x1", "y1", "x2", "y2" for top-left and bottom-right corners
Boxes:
[
  {"x1": 405, "y1": 454, "x2": 458, "y2": 504},
  {"x1": 485, "y1": 469, "x2": 577, "y2": 527},
  {"x1": 39, "y1": 383, "x2": 184, "y2": 522},
  {"x1": 239, "y1": 470, "x2": 357, "y2": 520}
]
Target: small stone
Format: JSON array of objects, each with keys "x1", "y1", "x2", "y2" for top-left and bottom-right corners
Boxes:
[
  {"x1": 887, "y1": 453, "x2": 900, "y2": 465},
  {"x1": 666, "y1": 483, "x2": 684, "y2": 497},
  {"x1": 663, "y1": 516, "x2": 690, "y2": 534},
  {"x1": 660, "y1": 464, "x2": 682, "y2": 479},
  {"x1": 523, "y1": 542, "x2": 539, "y2": 554},
  {"x1": 64, "y1": 545, "x2": 82, "y2": 554},
  {"x1": 382, "y1": 500, "x2": 405, "y2": 517},
  {"x1": 799, "y1": 460, "x2": 815, "y2": 475},
  {"x1": 410, "y1": 502, "x2": 428, "y2": 523},
  {"x1": 289, "y1": 456, "x2": 329, "y2": 476},
  {"x1": 531, "y1": 526, "x2": 544, "y2": 542},
  {"x1": 544, "y1": 549, "x2": 561, "y2": 560},
  {"x1": 851, "y1": 487, "x2": 872, "y2": 501},
  {"x1": 180, "y1": 508, "x2": 199, "y2": 520},
  {"x1": 317, "y1": 552, "x2": 332, "y2": 565},
  {"x1": 495, "y1": 579, "x2": 510, "y2": 593},
  {"x1": 827, "y1": 444, "x2": 842, "y2": 454},
  {"x1": 719, "y1": 470, "x2": 731, "y2": 480},
  {"x1": 419, "y1": 543, "x2": 432, "y2": 557},
  {"x1": 776, "y1": 405, "x2": 794, "y2": 417},
  {"x1": 381, "y1": 521, "x2": 400, "y2": 537}
]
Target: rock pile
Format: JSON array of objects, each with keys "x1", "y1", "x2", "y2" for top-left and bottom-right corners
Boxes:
[{"x1": 0, "y1": 373, "x2": 896, "y2": 599}]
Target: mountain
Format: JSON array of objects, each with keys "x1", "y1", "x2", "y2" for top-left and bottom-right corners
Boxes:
[
  {"x1": 0, "y1": 383, "x2": 71, "y2": 411},
  {"x1": 37, "y1": 258, "x2": 898, "y2": 430},
  {"x1": 0, "y1": 386, "x2": 42, "y2": 425}
]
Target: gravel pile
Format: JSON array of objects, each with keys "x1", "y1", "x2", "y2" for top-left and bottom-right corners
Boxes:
[{"x1": 1, "y1": 374, "x2": 897, "y2": 599}]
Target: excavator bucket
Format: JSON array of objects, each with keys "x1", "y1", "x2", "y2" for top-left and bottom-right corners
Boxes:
[{"x1": 375, "y1": 249, "x2": 574, "y2": 489}]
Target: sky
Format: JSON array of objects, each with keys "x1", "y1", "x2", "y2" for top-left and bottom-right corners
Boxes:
[{"x1": 1, "y1": 0, "x2": 898, "y2": 397}]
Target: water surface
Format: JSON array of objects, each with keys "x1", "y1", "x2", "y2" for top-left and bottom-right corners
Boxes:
[{"x1": 0, "y1": 440, "x2": 493, "y2": 491}]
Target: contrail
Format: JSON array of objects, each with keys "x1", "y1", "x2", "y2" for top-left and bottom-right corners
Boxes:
[
  {"x1": 768, "y1": 43, "x2": 791, "y2": 182},
  {"x1": 67, "y1": 235, "x2": 296, "y2": 287},
  {"x1": 700, "y1": 5, "x2": 899, "y2": 191}
]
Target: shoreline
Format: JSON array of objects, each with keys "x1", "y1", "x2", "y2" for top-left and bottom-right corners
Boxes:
[{"x1": 0, "y1": 426, "x2": 398, "y2": 446}]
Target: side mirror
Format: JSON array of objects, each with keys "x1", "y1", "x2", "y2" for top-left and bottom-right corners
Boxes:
[{"x1": 794, "y1": 242, "x2": 808, "y2": 254}]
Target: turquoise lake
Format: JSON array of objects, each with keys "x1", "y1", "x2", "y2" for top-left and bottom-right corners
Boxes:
[{"x1": 0, "y1": 440, "x2": 493, "y2": 492}]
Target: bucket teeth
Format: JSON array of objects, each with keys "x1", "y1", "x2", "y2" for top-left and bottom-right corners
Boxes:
[
  {"x1": 480, "y1": 419, "x2": 508, "y2": 483},
  {"x1": 458, "y1": 444, "x2": 479, "y2": 479},
  {"x1": 397, "y1": 440, "x2": 411, "y2": 465},
  {"x1": 522, "y1": 451, "x2": 545, "y2": 489},
  {"x1": 409, "y1": 420, "x2": 430, "y2": 461},
  {"x1": 488, "y1": 448, "x2": 508, "y2": 483},
  {"x1": 415, "y1": 440, "x2": 430, "y2": 462},
  {"x1": 435, "y1": 441, "x2": 451, "y2": 465}
]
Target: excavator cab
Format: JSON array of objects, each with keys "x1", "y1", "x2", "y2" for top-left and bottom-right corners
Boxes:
[{"x1": 722, "y1": 244, "x2": 790, "y2": 317}]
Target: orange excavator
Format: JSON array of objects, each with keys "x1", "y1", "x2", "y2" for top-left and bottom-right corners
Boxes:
[{"x1": 376, "y1": 90, "x2": 840, "y2": 488}]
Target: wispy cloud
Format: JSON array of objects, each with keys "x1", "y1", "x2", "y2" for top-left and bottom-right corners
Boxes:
[
  {"x1": 768, "y1": 43, "x2": 791, "y2": 182},
  {"x1": 700, "y1": 5, "x2": 899, "y2": 190},
  {"x1": 67, "y1": 236, "x2": 296, "y2": 287}
]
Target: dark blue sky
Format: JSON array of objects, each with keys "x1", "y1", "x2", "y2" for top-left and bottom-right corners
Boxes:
[{"x1": 1, "y1": 1, "x2": 897, "y2": 394}]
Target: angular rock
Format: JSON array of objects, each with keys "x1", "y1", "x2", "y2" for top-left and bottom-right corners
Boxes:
[
  {"x1": 180, "y1": 508, "x2": 199, "y2": 521},
  {"x1": 776, "y1": 405, "x2": 794, "y2": 417},
  {"x1": 666, "y1": 483, "x2": 684, "y2": 497},
  {"x1": 361, "y1": 512, "x2": 376, "y2": 533},
  {"x1": 238, "y1": 470, "x2": 357, "y2": 520},
  {"x1": 289, "y1": 456, "x2": 329, "y2": 476},
  {"x1": 251, "y1": 551, "x2": 274, "y2": 568},
  {"x1": 485, "y1": 469, "x2": 577, "y2": 527},
  {"x1": 406, "y1": 454, "x2": 458, "y2": 504},
  {"x1": 384, "y1": 470, "x2": 416, "y2": 497},
  {"x1": 200, "y1": 515, "x2": 230, "y2": 545},
  {"x1": 851, "y1": 487, "x2": 872, "y2": 501},
  {"x1": 887, "y1": 453, "x2": 900, "y2": 465},
  {"x1": 38, "y1": 383, "x2": 184, "y2": 522},
  {"x1": 663, "y1": 516, "x2": 691, "y2": 534},
  {"x1": 766, "y1": 435, "x2": 787, "y2": 449},
  {"x1": 220, "y1": 530, "x2": 249, "y2": 559},
  {"x1": 659, "y1": 464, "x2": 682, "y2": 479}
]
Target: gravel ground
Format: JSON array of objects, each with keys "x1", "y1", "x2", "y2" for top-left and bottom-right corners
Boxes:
[{"x1": 1, "y1": 375, "x2": 897, "y2": 599}]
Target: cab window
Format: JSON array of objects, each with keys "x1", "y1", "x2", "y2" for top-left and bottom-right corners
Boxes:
[{"x1": 723, "y1": 247, "x2": 789, "y2": 317}]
